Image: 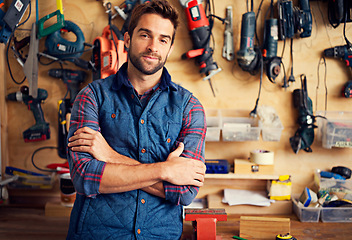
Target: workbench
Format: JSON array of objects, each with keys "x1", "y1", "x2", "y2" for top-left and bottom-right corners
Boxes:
[{"x1": 1, "y1": 206, "x2": 351, "y2": 240}]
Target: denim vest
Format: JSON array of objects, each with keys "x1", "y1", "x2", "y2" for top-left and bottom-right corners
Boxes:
[{"x1": 67, "y1": 65, "x2": 192, "y2": 240}]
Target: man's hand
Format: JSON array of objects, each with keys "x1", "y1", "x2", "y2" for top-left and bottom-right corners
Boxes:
[
  {"x1": 68, "y1": 127, "x2": 124, "y2": 163},
  {"x1": 162, "y1": 142, "x2": 206, "y2": 187}
]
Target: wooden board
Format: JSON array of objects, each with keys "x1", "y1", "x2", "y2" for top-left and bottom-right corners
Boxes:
[
  {"x1": 240, "y1": 216, "x2": 290, "y2": 240},
  {"x1": 234, "y1": 159, "x2": 274, "y2": 175},
  {"x1": 207, "y1": 192, "x2": 292, "y2": 215}
]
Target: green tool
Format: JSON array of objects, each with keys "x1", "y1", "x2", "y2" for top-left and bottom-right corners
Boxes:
[{"x1": 37, "y1": 0, "x2": 65, "y2": 39}]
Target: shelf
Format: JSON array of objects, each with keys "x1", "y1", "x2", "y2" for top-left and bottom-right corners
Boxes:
[{"x1": 205, "y1": 173, "x2": 279, "y2": 180}]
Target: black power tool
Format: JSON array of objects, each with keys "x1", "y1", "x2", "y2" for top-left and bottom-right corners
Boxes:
[
  {"x1": 277, "y1": 0, "x2": 312, "y2": 39},
  {"x1": 324, "y1": 45, "x2": 352, "y2": 98},
  {"x1": 7, "y1": 86, "x2": 50, "y2": 142},
  {"x1": 290, "y1": 74, "x2": 317, "y2": 153}
]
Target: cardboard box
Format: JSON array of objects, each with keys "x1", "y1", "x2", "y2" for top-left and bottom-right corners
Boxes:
[{"x1": 234, "y1": 159, "x2": 274, "y2": 175}]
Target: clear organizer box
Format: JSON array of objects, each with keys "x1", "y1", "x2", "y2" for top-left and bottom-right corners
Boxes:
[
  {"x1": 221, "y1": 109, "x2": 261, "y2": 141},
  {"x1": 314, "y1": 169, "x2": 352, "y2": 222},
  {"x1": 316, "y1": 111, "x2": 352, "y2": 149},
  {"x1": 205, "y1": 109, "x2": 221, "y2": 142},
  {"x1": 292, "y1": 197, "x2": 321, "y2": 222}
]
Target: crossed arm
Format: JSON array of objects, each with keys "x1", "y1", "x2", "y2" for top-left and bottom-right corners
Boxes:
[{"x1": 68, "y1": 127, "x2": 205, "y2": 198}]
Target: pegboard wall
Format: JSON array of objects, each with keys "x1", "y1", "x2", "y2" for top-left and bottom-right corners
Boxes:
[{"x1": 1, "y1": 0, "x2": 352, "y2": 196}]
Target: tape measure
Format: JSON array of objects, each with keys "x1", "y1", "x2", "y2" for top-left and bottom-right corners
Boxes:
[{"x1": 276, "y1": 233, "x2": 296, "y2": 240}]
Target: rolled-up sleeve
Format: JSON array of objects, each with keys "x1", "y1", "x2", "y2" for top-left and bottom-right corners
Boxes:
[
  {"x1": 164, "y1": 95, "x2": 207, "y2": 206},
  {"x1": 67, "y1": 85, "x2": 106, "y2": 198}
]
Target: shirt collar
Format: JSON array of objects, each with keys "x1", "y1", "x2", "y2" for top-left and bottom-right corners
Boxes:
[{"x1": 112, "y1": 62, "x2": 178, "y2": 92}]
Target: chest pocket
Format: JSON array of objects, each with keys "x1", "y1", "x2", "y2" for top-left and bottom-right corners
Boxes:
[
  {"x1": 100, "y1": 108, "x2": 138, "y2": 155},
  {"x1": 147, "y1": 110, "x2": 182, "y2": 162}
]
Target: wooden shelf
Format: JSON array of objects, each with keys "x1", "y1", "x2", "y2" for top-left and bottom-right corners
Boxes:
[{"x1": 205, "y1": 173, "x2": 279, "y2": 180}]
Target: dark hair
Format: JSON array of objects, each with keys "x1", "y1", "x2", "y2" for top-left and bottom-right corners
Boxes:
[{"x1": 128, "y1": 0, "x2": 179, "y2": 45}]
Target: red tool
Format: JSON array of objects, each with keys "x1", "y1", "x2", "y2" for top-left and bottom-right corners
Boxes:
[
  {"x1": 92, "y1": 24, "x2": 127, "y2": 81},
  {"x1": 179, "y1": 0, "x2": 222, "y2": 97},
  {"x1": 46, "y1": 162, "x2": 70, "y2": 174},
  {"x1": 185, "y1": 208, "x2": 227, "y2": 240}
]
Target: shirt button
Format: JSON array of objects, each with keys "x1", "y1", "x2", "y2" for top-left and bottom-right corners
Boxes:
[
  {"x1": 167, "y1": 138, "x2": 171, "y2": 143},
  {"x1": 131, "y1": 94, "x2": 134, "y2": 99},
  {"x1": 141, "y1": 148, "x2": 146, "y2": 153},
  {"x1": 137, "y1": 229, "x2": 141, "y2": 234},
  {"x1": 140, "y1": 119, "x2": 145, "y2": 124},
  {"x1": 141, "y1": 199, "x2": 145, "y2": 204},
  {"x1": 111, "y1": 113, "x2": 116, "y2": 118}
]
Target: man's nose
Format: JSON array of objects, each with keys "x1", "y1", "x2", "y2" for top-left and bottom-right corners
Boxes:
[{"x1": 147, "y1": 38, "x2": 158, "y2": 52}]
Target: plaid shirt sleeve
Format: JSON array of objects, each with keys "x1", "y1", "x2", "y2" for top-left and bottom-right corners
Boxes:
[
  {"x1": 163, "y1": 95, "x2": 207, "y2": 206},
  {"x1": 67, "y1": 86, "x2": 106, "y2": 198}
]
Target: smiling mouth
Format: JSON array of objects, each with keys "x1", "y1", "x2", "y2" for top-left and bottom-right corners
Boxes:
[{"x1": 142, "y1": 54, "x2": 161, "y2": 61}]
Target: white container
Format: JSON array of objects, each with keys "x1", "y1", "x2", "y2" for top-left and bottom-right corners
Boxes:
[
  {"x1": 205, "y1": 109, "x2": 221, "y2": 142},
  {"x1": 221, "y1": 109, "x2": 261, "y2": 142}
]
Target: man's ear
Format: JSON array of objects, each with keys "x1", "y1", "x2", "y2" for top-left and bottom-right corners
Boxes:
[{"x1": 124, "y1": 32, "x2": 130, "y2": 49}]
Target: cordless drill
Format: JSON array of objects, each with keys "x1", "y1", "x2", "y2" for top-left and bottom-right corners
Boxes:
[
  {"x1": 49, "y1": 68, "x2": 86, "y2": 159},
  {"x1": 7, "y1": 86, "x2": 50, "y2": 142},
  {"x1": 324, "y1": 45, "x2": 352, "y2": 98},
  {"x1": 48, "y1": 68, "x2": 86, "y2": 104}
]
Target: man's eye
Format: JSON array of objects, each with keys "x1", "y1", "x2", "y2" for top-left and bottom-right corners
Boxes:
[{"x1": 160, "y1": 39, "x2": 168, "y2": 44}]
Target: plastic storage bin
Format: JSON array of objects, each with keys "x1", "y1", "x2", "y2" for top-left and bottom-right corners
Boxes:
[
  {"x1": 257, "y1": 106, "x2": 284, "y2": 142},
  {"x1": 292, "y1": 198, "x2": 321, "y2": 222},
  {"x1": 260, "y1": 122, "x2": 284, "y2": 142},
  {"x1": 221, "y1": 109, "x2": 261, "y2": 141},
  {"x1": 316, "y1": 111, "x2": 352, "y2": 149},
  {"x1": 205, "y1": 109, "x2": 221, "y2": 141},
  {"x1": 314, "y1": 169, "x2": 352, "y2": 222},
  {"x1": 320, "y1": 206, "x2": 352, "y2": 222}
]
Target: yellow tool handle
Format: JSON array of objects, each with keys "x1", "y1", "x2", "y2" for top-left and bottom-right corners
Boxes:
[{"x1": 56, "y1": 0, "x2": 63, "y2": 14}]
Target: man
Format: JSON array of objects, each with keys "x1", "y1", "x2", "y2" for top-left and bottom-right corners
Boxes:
[{"x1": 66, "y1": 0, "x2": 207, "y2": 239}]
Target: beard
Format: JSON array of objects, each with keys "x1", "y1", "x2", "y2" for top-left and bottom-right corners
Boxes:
[{"x1": 128, "y1": 44, "x2": 168, "y2": 75}]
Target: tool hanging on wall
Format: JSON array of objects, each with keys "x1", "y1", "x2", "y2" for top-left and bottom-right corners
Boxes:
[
  {"x1": 6, "y1": 86, "x2": 50, "y2": 142},
  {"x1": 277, "y1": 0, "x2": 312, "y2": 40},
  {"x1": 37, "y1": 0, "x2": 65, "y2": 39},
  {"x1": 222, "y1": 6, "x2": 234, "y2": 61},
  {"x1": 262, "y1": 0, "x2": 281, "y2": 84},
  {"x1": 324, "y1": 44, "x2": 352, "y2": 98},
  {"x1": 277, "y1": 0, "x2": 312, "y2": 88},
  {"x1": 92, "y1": 2, "x2": 128, "y2": 81},
  {"x1": 179, "y1": 0, "x2": 222, "y2": 97},
  {"x1": 236, "y1": 6, "x2": 261, "y2": 75},
  {"x1": 0, "y1": 0, "x2": 30, "y2": 44},
  {"x1": 327, "y1": 0, "x2": 352, "y2": 28},
  {"x1": 323, "y1": 1, "x2": 352, "y2": 98},
  {"x1": 289, "y1": 74, "x2": 317, "y2": 154},
  {"x1": 48, "y1": 68, "x2": 86, "y2": 158}
]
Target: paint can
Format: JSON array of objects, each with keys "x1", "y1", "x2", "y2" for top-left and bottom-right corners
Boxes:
[{"x1": 60, "y1": 173, "x2": 76, "y2": 207}]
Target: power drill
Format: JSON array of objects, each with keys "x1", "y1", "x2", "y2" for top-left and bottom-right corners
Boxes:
[
  {"x1": 324, "y1": 45, "x2": 352, "y2": 98},
  {"x1": 49, "y1": 68, "x2": 86, "y2": 159},
  {"x1": 179, "y1": 0, "x2": 221, "y2": 96},
  {"x1": 6, "y1": 86, "x2": 50, "y2": 142},
  {"x1": 48, "y1": 68, "x2": 86, "y2": 104}
]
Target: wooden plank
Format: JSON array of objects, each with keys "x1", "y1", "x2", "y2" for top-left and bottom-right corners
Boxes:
[
  {"x1": 240, "y1": 216, "x2": 290, "y2": 240},
  {"x1": 0, "y1": 44, "x2": 8, "y2": 176}
]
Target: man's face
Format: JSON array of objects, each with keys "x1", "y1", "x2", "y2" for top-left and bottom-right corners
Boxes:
[{"x1": 124, "y1": 13, "x2": 174, "y2": 75}]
